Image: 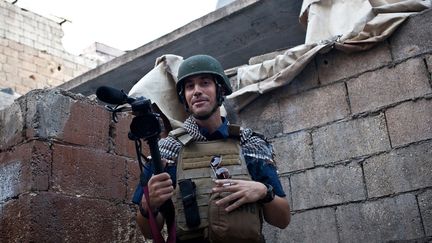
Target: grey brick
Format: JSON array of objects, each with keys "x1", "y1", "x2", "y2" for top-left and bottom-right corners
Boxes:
[
  {"x1": 386, "y1": 99, "x2": 432, "y2": 147},
  {"x1": 279, "y1": 176, "x2": 292, "y2": 208},
  {"x1": 272, "y1": 131, "x2": 313, "y2": 173},
  {"x1": 364, "y1": 141, "x2": 432, "y2": 198},
  {"x1": 317, "y1": 42, "x2": 392, "y2": 85},
  {"x1": 313, "y1": 115, "x2": 390, "y2": 165},
  {"x1": 336, "y1": 194, "x2": 423, "y2": 243},
  {"x1": 24, "y1": 89, "x2": 72, "y2": 139},
  {"x1": 0, "y1": 161, "x2": 21, "y2": 201},
  {"x1": 348, "y1": 58, "x2": 431, "y2": 114},
  {"x1": 278, "y1": 208, "x2": 338, "y2": 243},
  {"x1": 280, "y1": 83, "x2": 349, "y2": 133},
  {"x1": 427, "y1": 55, "x2": 432, "y2": 80},
  {"x1": 390, "y1": 9, "x2": 432, "y2": 62},
  {"x1": 426, "y1": 55, "x2": 432, "y2": 73},
  {"x1": 237, "y1": 91, "x2": 282, "y2": 138},
  {"x1": 418, "y1": 189, "x2": 432, "y2": 236},
  {"x1": 276, "y1": 60, "x2": 319, "y2": 99},
  {"x1": 0, "y1": 101, "x2": 24, "y2": 150},
  {"x1": 291, "y1": 164, "x2": 365, "y2": 210},
  {"x1": 262, "y1": 222, "x2": 282, "y2": 243}
]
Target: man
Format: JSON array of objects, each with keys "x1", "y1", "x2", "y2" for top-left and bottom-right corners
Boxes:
[{"x1": 133, "y1": 54, "x2": 290, "y2": 242}]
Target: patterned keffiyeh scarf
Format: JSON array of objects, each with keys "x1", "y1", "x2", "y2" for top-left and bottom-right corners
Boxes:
[{"x1": 159, "y1": 116, "x2": 275, "y2": 165}]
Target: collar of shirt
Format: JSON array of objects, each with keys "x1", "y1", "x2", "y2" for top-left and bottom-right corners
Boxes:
[{"x1": 199, "y1": 117, "x2": 229, "y2": 140}]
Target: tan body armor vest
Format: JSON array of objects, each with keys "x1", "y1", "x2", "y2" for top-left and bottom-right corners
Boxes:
[{"x1": 170, "y1": 126, "x2": 263, "y2": 242}]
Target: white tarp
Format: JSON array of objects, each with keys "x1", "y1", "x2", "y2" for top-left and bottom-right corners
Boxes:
[
  {"x1": 128, "y1": 54, "x2": 187, "y2": 129},
  {"x1": 227, "y1": 0, "x2": 431, "y2": 111}
]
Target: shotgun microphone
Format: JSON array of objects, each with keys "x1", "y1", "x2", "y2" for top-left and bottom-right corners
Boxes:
[{"x1": 96, "y1": 86, "x2": 132, "y2": 105}]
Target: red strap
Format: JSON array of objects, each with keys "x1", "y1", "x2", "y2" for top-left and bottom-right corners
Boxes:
[{"x1": 143, "y1": 186, "x2": 176, "y2": 243}]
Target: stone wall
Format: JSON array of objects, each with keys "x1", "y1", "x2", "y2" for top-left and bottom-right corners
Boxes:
[
  {"x1": 0, "y1": 0, "x2": 96, "y2": 96},
  {"x1": 0, "y1": 89, "x2": 146, "y2": 242},
  {"x1": 236, "y1": 9, "x2": 432, "y2": 243}
]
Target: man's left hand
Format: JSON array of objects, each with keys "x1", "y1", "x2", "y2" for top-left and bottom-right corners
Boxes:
[{"x1": 212, "y1": 179, "x2": 267, "y2": 212}]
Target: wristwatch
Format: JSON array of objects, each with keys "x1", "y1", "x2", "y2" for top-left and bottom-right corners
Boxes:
[
  {"x1": 139, "y1": 202, "x2": 159, "y2": 219},
  {"x1": 258, "y1": 183, "x2": 275, "y2": 204}
]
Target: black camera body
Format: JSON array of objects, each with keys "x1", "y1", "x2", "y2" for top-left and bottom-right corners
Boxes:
[{"x1": 96, "y1": 86, "x2": 163, "y2": 174}]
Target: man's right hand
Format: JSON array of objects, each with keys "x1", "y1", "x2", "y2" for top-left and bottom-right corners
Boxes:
[{"x1": 146, "y1": 172, "x2": 174, "y2": 211}]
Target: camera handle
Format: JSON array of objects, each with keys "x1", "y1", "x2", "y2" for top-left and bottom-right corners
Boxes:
[{"x1": 96, "y1": 86, "x2": 175, "y2": 242}]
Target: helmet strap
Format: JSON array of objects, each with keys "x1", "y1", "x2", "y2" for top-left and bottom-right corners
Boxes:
[{"x1": 216, "y1": 82, "x2": 225, "y2": 106}]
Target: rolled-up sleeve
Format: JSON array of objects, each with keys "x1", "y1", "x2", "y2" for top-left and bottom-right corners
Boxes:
[{"x1": 245, "y1": 156, "x2": 286, "y2": 197}]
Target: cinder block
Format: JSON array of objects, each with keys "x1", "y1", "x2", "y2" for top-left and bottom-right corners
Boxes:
[
  {"x1": 364, "y1": 141, "x2": 432, "y2": 198},
  {"x1": 279, "y1": 176, "x2": 292, "y2": 207},
  {"x1": 0, "y1": 192, "x2": 142, "y2": 242},
  {"x1": 23, "y1": 89, "x2": 110, "y2": 149},
  {"x1": 113, "y1": 112, "x2": 139, "y2": 158},
  {"x1": 126, "y1": 159, "x2": 141, "y2": 201},
  {"x1": 313, "y1": 114, "x2": 390, "y2": 165},
  {"x1": 52, "y1": 144, "x2": 127, "y2": 200},
  {"x1": 21, "y1": 61, "x2": 37, "y2": 72},
  {"x1": 280, "y1": 83, "x2": 349, "y2": 133},
  {"x1": 262, "y1": 222, "x2": 281, "y2": 243},
  {"x1": 386, "y1": 99, "x2": 432, "y2": 147},
  {"x1": 0, "y1": 141, "x2": 51, "y2": 202},
  {"x1": 3, "y1": 45, "x2": 19, "y2": 59},
  {"x1": 238, "y1": 91, "x2": 282, "y2": 138},
  {"x1": 427, "y1": 55, "x2": 432, "y2": 75},
  {"x1": 348, "y1": 58, "x2": 431, "y2": 114},
  {"x1": 336, "y1": 194, "x2": 423, "y2": 242},
  {"x1": 317, "y1": 42, "x2": 392, "y2": 85},
  {"x1": 272, "y1": 131, "x2": 313, "y2": 173},
  {"x1": 390, "y1": 9, "x2": 432, "y2": 62},
  {"x1": 0, "y1": 101, "x2": 24, "y2": 150},
  {"x1": 275, "y1": 60, "x2": 319, "y2": 99},
  {"x1": 62, "y1": 98, "x2": 110, "y2": 149},
  {"x1": 24, "y1": 89, "x2": 72, "y2": 139},
  {"x1": 418, "y1": 189, "x2": 432, "y2": 236},
  {"x1": 278, "y1": 208, "x2": 338, "y2": 243},
  {"x1": 291, "y1": 164, "x2": 365, "y2": 210}
]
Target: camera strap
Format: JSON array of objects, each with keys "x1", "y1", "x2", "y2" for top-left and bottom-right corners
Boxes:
[{"x1": 143, "y1": 186, "x2": 176, "y2": 243}]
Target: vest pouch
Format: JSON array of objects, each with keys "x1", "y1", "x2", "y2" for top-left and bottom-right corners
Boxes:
[
  {"x1": 208, "y1": 192, "x2": 264, "y2": 243},
  {"x1": 178, "y1": 179, "x2": 201, "y2": 228}
]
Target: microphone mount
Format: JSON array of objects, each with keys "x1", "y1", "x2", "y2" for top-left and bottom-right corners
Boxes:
[{"x1": 95, "y1": 86, "x2": 164, "y2": 174}]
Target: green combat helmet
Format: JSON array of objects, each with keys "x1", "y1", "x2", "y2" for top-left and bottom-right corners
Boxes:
[{"x1": 176, "y1": 55, "x2": 232, "y2": 107}]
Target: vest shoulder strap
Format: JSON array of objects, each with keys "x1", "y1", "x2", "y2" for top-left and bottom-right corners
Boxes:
[
  {"x1": 169, "y1": 127, "x2": 193, "y2": 146},
  {"x1": 228, "y1": 124, "x2": 241, "y2": 139},
  {"x1": 169, "y1": 124, "x2": 241, "y2": 145}
]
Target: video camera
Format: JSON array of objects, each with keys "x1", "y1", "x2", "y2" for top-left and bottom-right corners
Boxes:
[{"x1": 96, "y1": 86, "x2": 164, "y2": 174}]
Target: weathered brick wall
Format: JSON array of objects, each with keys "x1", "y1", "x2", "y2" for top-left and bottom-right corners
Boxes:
[
  {"x1": 235, "y1": 9, "x2": 432, "y2": 243},
  {"x1": 0, "y1": 89, "x2": 147, "y2": 242},
  {"x1": 0, "y1": 0, "x2": 96, "y2": 96}
]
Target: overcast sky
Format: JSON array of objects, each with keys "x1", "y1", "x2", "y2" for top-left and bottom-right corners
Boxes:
[{"x1": 12, "y1": 0, "x2": 219, "y2": 54}]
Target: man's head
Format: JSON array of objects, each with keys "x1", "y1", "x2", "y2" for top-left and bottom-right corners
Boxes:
[{"x1": 176, "y1": 55, "x2": 232, "y2": 120}]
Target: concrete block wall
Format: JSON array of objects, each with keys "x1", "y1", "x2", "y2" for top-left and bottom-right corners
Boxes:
[
  {"x1": 0, "y1": 89, "x2": 147, "y2": 242},
  {"x1": 0, "y1": 0, "x2": 97, "y2": 96},
  {"x1": 235, "y1": 9, "x2": 432, "y2": 243}
]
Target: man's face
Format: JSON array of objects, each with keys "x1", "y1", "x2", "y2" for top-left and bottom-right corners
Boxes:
[{"x1": 183, "y1": 74, "x2": 218, "y2": 118}]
